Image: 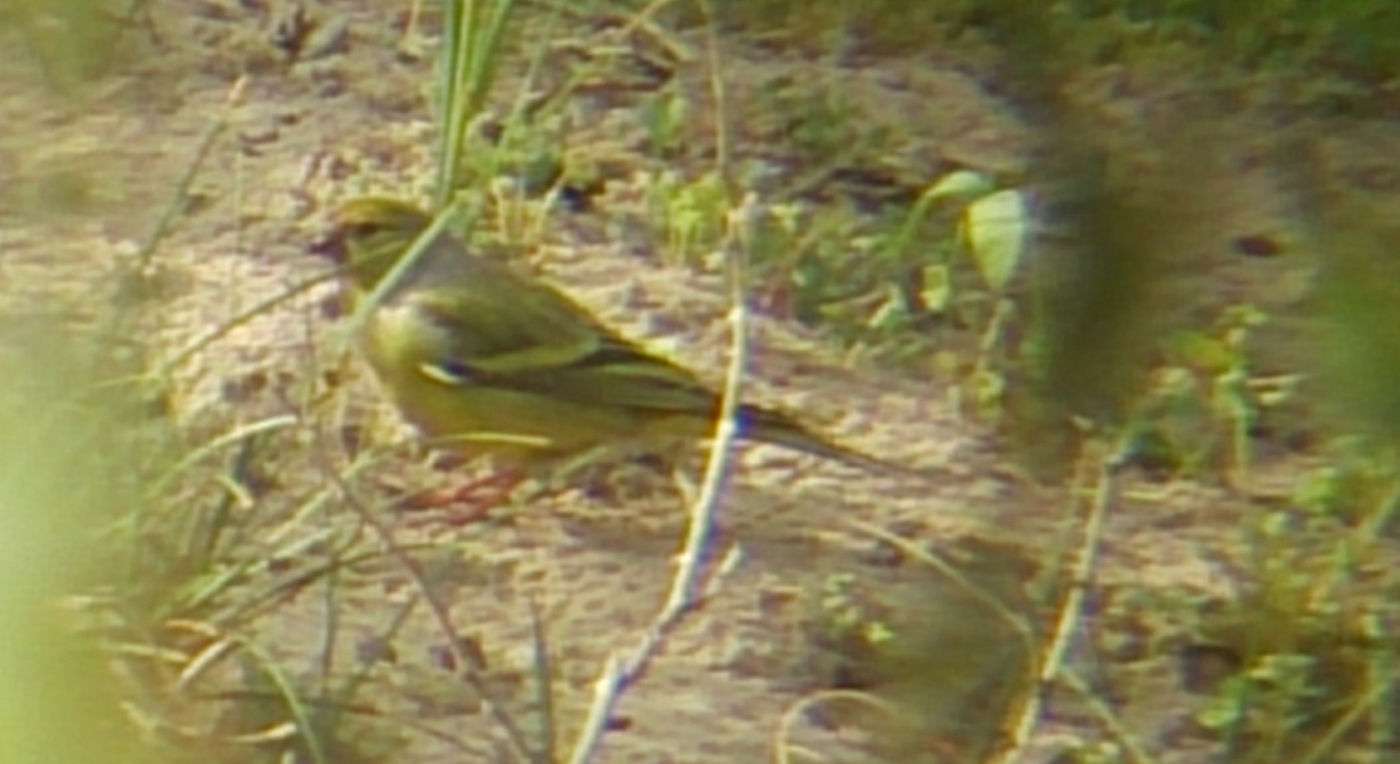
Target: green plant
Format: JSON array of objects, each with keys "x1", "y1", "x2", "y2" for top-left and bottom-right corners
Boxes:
[
  {"x1": 1167, "y1": 458, "x2": 1400, "y2": 761},
  {"x1": 639, "y1": 84, "x2": 690, "y2": 158},
  {"x1": 644, "y1": 169, "x2": 731, "y2": 267},
  {"x1": 1119, "y1": 305, "x2": 1304, "y2": 483},
  {"x1": 814, "y1": 572, "x2": 896, "y2": 649},
  {"x1": 432, "y1": 0, "x2": 521, "y2": 206}
]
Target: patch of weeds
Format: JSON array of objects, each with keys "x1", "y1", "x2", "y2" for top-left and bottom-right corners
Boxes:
[
  {"x1": 638, "y1": 160, "x2": 1029, "y2": 377},
  {"x1": 1193, "y1": 528, "x2": 1398, "y2": 757},
  {"x1": 91, "y1": 417, "x2": 406, "y2": 764},
  {"x1": 196, "y1": 649, "x2": 412, "y2": 764},
  {"x1": 787, "y1": 537, "x2": 1041, "y2": 762},
  {"x1": 1077, "y1": 461, "x2": 1400, "y2": 762},
  {"x1": 1132, "y1": 461, "x2": 1400, "y2": 762},
  {"x1": 455, "y1": 111, "x2": 566, "y2": 198},
  {"x1": 642, "y1": 168, "x2": 731, "y2": 267},
  {"x1": 638, "y1": 83, "x2": 690, "y2": 159},
  {"x1": 744, "y1": 73, "x2": 911, "y2": 200},
  {"x1": 1123, "y1": 304, "x2": 1303, "y2": 483},
  {"x1": 1061, "y1": 0, "x2": 1400, "y2": 112},
  {"x1": 811, "y1": 572, "x2": 897, "y2": 658},
  {"x1": 754, "y1": 75, "x2": 869, "y2": 166},
  {"x1": 1, "y1": 321, "x2": 399, "y2": 764},
  {"x1": 629, "y1": 57, "x2": 1037, "y2": 380},
  {"x1": 762, "y1": 169, "x2": 1028, "y2": 417},
  {"x1": 1291, "y1": 439, "x2": 1399, "y2": 528},
  {"x1": 935, "y1": 178, "x2": 1032, "y2": 419}
]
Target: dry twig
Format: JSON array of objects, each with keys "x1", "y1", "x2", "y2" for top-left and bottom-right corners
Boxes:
[
  {"x1": 565, "y1": 192, "x2": 758, "y2": 764},
  {"x1": 997, "y1": 440, "x2": 1127, "y2": 763}
]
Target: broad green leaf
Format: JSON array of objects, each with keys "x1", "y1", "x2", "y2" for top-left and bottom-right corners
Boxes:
[
  {"x1": 925, "y1": 169, "x2": 996, "y2": 204},
  {"x1": 964, "y1": 189, "x2": 1027, "y2": 291}
]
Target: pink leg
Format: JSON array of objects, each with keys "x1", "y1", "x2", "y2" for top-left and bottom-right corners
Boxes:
[{"x1": 398, "y1": 467, "x2": 528, "y2": 527}]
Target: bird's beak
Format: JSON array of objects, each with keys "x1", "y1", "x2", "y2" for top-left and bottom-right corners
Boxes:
[{"x1": 308, "y1": 227, "x2": 347, "y2": 263}]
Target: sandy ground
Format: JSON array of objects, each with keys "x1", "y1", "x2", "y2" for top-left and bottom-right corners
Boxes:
[{"x1": 5, "y1": 2, "x2": 1400, "y2": 762}]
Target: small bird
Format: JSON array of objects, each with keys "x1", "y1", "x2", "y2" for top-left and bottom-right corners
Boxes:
[{"x1": 310, "y1": 196, "x2": 915, "y2": 494}]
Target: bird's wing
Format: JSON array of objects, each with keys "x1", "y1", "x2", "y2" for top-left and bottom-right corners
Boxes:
[{"x1": 400, "y1": 280, "x2": 719, "y2": 416}]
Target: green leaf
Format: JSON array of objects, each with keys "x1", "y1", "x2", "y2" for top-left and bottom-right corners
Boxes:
[
  {"x1": 964, "y1": 189, "x2": 1028, "y2": 291},
  {"x1": 925, "y1": 169, "x2": 996, "y2": 204}
]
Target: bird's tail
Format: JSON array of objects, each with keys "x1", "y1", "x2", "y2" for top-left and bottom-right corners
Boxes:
[{"x1": 736, "y1": 403, "x2": 927, "y2": 478}]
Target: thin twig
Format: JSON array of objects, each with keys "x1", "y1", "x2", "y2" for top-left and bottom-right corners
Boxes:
[
  {"x1": 226, "y1": 636, "x2": 332, "y2": 764},
  {"x1": 998, "y1": 441, "x2": 1126, "y2": 763},
  {"x1": 699, "y1": 0, "x2": 732, "y2": 192},
  {"x1": 564, "y1": 189, "x2": 758, "y2": 764},
  {"x1": 96, "y1": 76, "x2": 245, "y2": 388},
  {"x1": 135, "y1": 76, "x2": 246, "y2": 272},
  {"x1": 845, "y1": 518, "x2": 1036, "y2": 647},
  {"x1": 306, "y1": 428, "x2": 538, "y2": 763},
  {"x1": 155, "y1": 268, "x2": 340, "y2": 378},
  {"x1": 566, "y1": 653, "x2": 625, "y2": 764},
  {"x1": 773, "y1": 690, "x2": 899, "y2": 764},
  {"x1": 561, "y1": 8, "x2": 749, "y2": 761},
  {"x1": 1059, "y1": 669, "x2": 1156, "y2": 764},
  {"x1": 529, "y1": 597, "x2": 558, "y2": 764}
]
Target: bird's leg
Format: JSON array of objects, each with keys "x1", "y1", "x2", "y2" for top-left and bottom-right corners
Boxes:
[{"x1": 398, "y1": 467, "x2": 528, "y2": 527}]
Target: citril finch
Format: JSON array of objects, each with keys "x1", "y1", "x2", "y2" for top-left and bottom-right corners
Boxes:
[{"x1": 310, "y1": 197, "x2": 918, "y2": 485}]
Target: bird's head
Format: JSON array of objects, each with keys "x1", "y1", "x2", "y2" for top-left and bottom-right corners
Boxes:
[{"x1": 310, "y1": 197, "x2": 432, "y2": 290}]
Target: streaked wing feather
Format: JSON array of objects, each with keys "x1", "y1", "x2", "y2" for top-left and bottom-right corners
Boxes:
[
  {"x1": 403, "y1": 283, "x2": 718, "y2": 416},
  {"x1": 404, "y1": 277, "x2": 602, "y2": 372}
]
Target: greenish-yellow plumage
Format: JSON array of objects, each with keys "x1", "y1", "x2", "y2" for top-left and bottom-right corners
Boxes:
[{"x1": 312, "y1": 196, "x2": 909, "y2": 475}]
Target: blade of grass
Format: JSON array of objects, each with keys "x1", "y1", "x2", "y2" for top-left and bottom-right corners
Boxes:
[{"x1": 435, "y1": 0, "x2": 521, "y2": 205}]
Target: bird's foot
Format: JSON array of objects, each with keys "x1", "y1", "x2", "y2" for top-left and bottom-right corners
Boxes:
[{"x1": 398, "y1": 468, "x2": 527, "y2": 527}]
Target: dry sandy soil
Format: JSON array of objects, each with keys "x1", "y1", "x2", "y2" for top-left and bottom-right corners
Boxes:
[{"x1": 5, "y1": 2, "x2": 1400, "y2": 763}]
